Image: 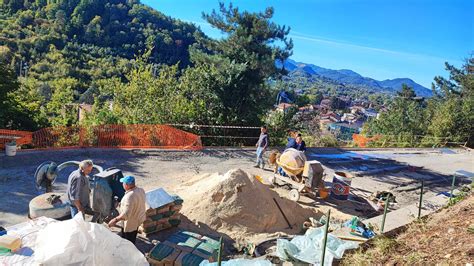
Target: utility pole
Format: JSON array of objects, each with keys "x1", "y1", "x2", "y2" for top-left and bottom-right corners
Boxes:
[
  {"x1": 23, "y1": 62, "x2": 29, "y2": 78},
  {"x1": 152, "y1": 64, "x2": 158, "y2": 77},
  {"x1": 19, "y1": 59, "x2": 23, "y2": 77}
]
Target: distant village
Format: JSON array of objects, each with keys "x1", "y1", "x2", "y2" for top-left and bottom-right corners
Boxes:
[{"x1": 275, "y1": 91, "x2": 385, "y2": 140}]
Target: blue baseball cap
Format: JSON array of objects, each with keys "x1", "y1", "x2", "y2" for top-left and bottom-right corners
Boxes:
[{"x1": 119, "y1": 175, "x2": 135, "y2": 184}]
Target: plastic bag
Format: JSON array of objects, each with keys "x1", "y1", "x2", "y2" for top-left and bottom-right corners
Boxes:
[
  {"x1": 200, "y1": 258, "x2": 271, "y2": 266},
  {"x1": 34, "y1": 213, "x2": 147, "y2": 265},
  {"x1": 276, "y1": 227, "x2": 359, "y2": 265}
]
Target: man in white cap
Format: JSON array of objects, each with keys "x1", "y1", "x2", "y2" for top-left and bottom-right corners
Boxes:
[{"x1": 108, "y1": 175, "x2": 146, "y2": 244}]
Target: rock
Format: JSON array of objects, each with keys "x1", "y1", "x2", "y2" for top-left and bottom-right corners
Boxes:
[
  {"x1": 444, "y1": 254, "x2": 451, "y2": 259},
  {"x1": 447, "y1": 228, "x2": 455, "y2": 234}
]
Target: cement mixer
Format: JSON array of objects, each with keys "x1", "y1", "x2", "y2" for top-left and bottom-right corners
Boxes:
[
  {"x1": 30, "y1": 161, "x2": 125, "y2": 223},
  {"x1": 270, "y1": 148, "x2": 324, "y2": 201}
]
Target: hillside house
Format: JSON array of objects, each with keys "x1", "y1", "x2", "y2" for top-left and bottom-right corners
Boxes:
[
  {"x1": 276, "y1": 103, "x2": 295, "y2": 113},
  {"x1": 320, "y1": 112, "x2": 341, "y2": 123},
  {"x1": 298, "y1": 104, "x2": 317, "y2": 114},
  {"x1": 78, "y1": 104, "x2": 93, "y2": 122},
  {"x1": 350, "y1": 105, "x2": 365, "y2": 114},
  {"x1": 320, "y1": 98, "x2": 332, "y2": 107},
  {"x1": 364, "y1": 108, "x2": 379, "y2": 119},
  {"x1": 314, "y1": 104, "x2": 330, "y2": 114},
  {"x1": 341, "y1": 113, "x2": 359, "y2": 124}
]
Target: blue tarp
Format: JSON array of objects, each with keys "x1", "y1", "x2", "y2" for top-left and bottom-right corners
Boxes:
[
  {"x1": 276, "y1": 90, "x2": 293, "y2": 105},
  {"x1": 145, "y1": 188, "x2": 174, "y2": 209}
]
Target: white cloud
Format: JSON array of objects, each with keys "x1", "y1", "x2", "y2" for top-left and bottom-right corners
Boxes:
[{"x1": 289, "y1": 31, "x2": 455, "y2": 63}]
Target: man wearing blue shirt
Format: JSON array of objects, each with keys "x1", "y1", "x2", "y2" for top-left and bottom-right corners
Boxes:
[
  {"x1": 285, "y1": 130, "x2": 297, "y2": 150},
  {"x1": 295, "y1": 134, "x2": 306, "y2": 152}
]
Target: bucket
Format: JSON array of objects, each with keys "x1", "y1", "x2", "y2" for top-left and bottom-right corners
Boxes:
[
  {"x1": 331, "y1": 171, "x2": 352, "y2": 200},
  {"x1": 319, "y1": 187, "x2": 330, "y2": 199},
  {"x1": 5, "y1": 144, "x2": 16, "y2": 156}
]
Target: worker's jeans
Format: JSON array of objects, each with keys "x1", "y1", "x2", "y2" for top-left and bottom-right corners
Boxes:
[
  {"x1": 69, "y1": 204, "x2": 95, "y2": 221},
  {"x1": 278, "y1": 166, "x2": 287, "y2": 177},
  {"x1": 121, "y1": 228, "x2": 138, "y2": 244},
  {"x1": 256, "y1": 147, "x2": 265, "y2": 166},
  {"x1": 70, "y1": 205, "x2": 79, "y2": 219}
]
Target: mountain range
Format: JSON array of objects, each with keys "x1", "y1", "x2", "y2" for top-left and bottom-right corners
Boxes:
[{"x1": 278, "y1": 59, "x2": 432, "y2": 97}]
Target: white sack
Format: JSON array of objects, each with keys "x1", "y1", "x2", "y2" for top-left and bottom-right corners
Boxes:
[{"x1": 34, "y1": 213, "x2": 147, "y2": 266}]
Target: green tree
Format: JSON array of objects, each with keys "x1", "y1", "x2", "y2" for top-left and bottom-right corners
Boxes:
[
  {"x1": 264, "y1": 106, "x2": 298, "y2": 145},
  {"x1": 46, "y1": 77, "x2": 78, "y2": 126},
  {"x1": 193, "y1": 2, "x2": 293, "y2": 125},
  {"x1": 313, "y1": 90, "x2": 323, "y2": 105},
  {"x1": 294, "y1": 94, "x2": 311, "y2": 107},
  {"x1": 363, "y1": 85, "x2": 427, "y2": 144},
  {"x1": 0, "y1": 63, "x2": 20, "y2": 127},
  {"x1": 398, "y1": 84, "x2": 416, "y2": 98},
  {"x1": 0, "y1": 63, "x2": 41, "y2": 129},
  {"x1": 91, "y1": 52, "x2": 219, "y2": 125},
  {"x1": 428, "y1": 56, "x2": 474, "y2": 146},
  {"x1": 330, "y1": 96, "x2": 347, "y2": 110}
]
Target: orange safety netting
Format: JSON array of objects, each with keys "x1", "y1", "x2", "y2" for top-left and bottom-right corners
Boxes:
[
  {"x1": 0, "y1": 125, "x2": 202, "y2": 150},
  {"x1": 0, "y1": 129, "x2": 33, "y2": 149},
  {"x1": 352, "y1": 133, "x2": 381, "y2": 148}
]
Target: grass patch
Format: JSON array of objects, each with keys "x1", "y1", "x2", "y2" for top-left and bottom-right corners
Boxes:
[
  {"x1": 406, "y1": 218, "x2": 427, "y2": 234},
  {"x1": 342, "y1": 236, "x2": 398, "y2": 265},
  {"x1": 373, "y1": 236, "x2": 397, "y2": 255},
  {"x1": 448, "y1": 191, "x2": 468, "y2": 206},
  {"x1": 342, "y1": 249, "x2": 374, "y2": 265},
  {"x1": 404, "y1": 251, "x2": 424, "y2": 264}
]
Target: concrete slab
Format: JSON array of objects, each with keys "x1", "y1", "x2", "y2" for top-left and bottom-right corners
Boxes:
[
  {"x1": 332, "y1": 192, "x2": 454, "y2": 244},
  {"x1": 1, "y1": 147, "x2": 472, "y2": 231},
  {"x1": 363, "y1": 192, "x2": 451, "y2": 233}
]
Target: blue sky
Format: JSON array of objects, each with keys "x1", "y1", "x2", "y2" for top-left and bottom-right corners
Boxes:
[{"x1": 143, "y1": 0, "x2": 473, "y2": 88}]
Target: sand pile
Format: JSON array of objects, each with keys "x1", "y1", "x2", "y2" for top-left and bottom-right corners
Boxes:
[{"x1": 178, "y1": 169, "x2": 317, "y2": 241}]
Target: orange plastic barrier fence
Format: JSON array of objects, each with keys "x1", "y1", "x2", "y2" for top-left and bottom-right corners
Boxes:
[
  {"x1": 352, "y1": 134, "x2": 381, "y2": 148},
  {"x1": 1, "y1": 125, "x2": 202, "y2": 150},
  {"x1": 0, "y1": 129, "x2": 33, "y2": 149}
]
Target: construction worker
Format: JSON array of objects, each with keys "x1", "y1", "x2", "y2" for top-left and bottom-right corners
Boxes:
[
  {"x1": 108, "y1": 176, "x2": 146, "y2": 244},
  {"x1": 254, "y1": 125, "x2": 269, "y2": 169},
  {"x1": 67, "y1": 160, "x2": 93, "y2": 219},
  {"x1": 285, "y1": 130, "x2": 297, "y2": 150},
  {"x1": 295, "y1": 134, "x2": 307, "y2": 152}
]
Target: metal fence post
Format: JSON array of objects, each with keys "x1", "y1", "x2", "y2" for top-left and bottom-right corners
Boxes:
[
  {"x1": 450, "y1": 174, "x2": 456, "y2": 204},
  {"x1": 321, "y1": 209, "x2": 331, "y2": 265},
  {"x1": 217, "y1": 236, "x2": 223, "y2": 266},
  {"x1": 418, "y1": 180, "x2": 424, "y2": 219},
  {"x1": 380, "y1": 196, "x2": 390, "y2": 233}
]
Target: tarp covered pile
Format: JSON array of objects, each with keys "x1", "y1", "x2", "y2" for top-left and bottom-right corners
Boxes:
[
  {"x1": 276, "y1": 227, "x2": 358, "y2": 265},
  {"x1": 34, "y1": 214, "x2": 147, "y2": 265}
]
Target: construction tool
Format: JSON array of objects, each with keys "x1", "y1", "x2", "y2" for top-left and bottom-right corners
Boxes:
[
  {"x1": 217, "y1": 236, "x2": 223, "y2": 266},
  {"x1": 321, "y1": 209, "x2": 331, "y2": 265},
  {"x1": 336, "y1": 235, "x2": 367, "y2": 242},
  {"x1": 273, "y1": 198, "x2": 292, "y2": 229}
]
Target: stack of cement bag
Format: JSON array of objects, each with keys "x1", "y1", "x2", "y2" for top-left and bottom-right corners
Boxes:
[
  {"x1": 147, "y1": 231, "x2": 220, "y2": 266},
  {"x1": 139, "y1": 188, "x2": 183, "y2": 235}
]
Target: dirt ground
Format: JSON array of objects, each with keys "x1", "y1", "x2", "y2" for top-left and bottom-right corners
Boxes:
[
  {"x1": 342, "y1": 194, "x2": 474, "y2": 264},
  {"x1": 1, "y1": 147, "x2": 473, "y2": 251}
]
